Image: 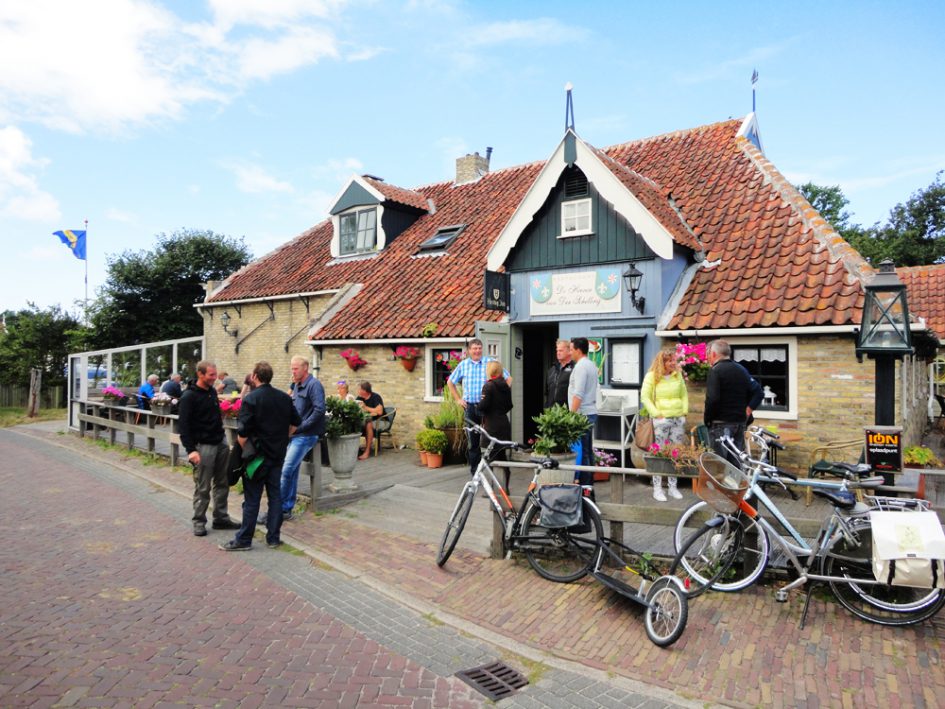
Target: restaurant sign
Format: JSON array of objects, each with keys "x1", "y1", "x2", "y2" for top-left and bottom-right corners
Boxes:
[{"x1": 530, "y1": 269, "x2": 622, "y2": 316}]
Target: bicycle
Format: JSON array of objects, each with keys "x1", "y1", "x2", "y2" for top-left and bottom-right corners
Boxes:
[
  {"x1": 436, "y1": 423, "x2": 689, "y2": 646},
  {"x1": 673, "y1": 435, "x2": 945, "y2": 626}
]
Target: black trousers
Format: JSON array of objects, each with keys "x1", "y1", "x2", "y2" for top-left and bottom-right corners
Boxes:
[{"x1": 465, "y1": 402, "x2": 482, "y2": 474}]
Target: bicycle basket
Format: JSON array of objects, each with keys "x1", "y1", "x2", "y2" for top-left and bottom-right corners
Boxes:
[{"x1": 695, "y1": 452, "x2": 749, "y2": 514}]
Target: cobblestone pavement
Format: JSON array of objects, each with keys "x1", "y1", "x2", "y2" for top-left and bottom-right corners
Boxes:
[{"x1": 1, "y1": 427, "x2": 697, "y2": 708}]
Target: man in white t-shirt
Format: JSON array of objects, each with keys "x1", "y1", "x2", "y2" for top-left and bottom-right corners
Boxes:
[{"x1": 567, "y1": 336, "x2": 598, "y2": 486}]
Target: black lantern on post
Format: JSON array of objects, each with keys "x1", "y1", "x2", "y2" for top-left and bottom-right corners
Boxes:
[
  {"x1": 622, "y1": 263, "x2": 646, "y2": 314},
  {"x1": 856, "y1": 259, "x2": 912, "y2": 427}
]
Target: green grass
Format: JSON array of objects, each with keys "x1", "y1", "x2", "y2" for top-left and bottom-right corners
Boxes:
[{"x1": 0, "y1": 406, "x2": 67, "y2": 428}]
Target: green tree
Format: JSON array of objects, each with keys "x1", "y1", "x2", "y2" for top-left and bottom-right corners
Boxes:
[
  {"x1": 798, "y1": 182, "x2": 856, "y2": 235},
  {"x1": 87, "y1": 229, "x2": 251, "y2": 349},
  {"x1": 870, "y1": 172, "x2": 945, "y2": 267},
  {"x1": 0, "y1": 304, "x2": 85, "y2": 389}
]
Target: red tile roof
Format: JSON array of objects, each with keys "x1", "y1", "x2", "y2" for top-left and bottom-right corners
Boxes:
[
  {"x1": 209, "y1": 117, "x2": 874, "y2": 339},
  {"x1": 898, "y1": 264, "x2": 945, "y2": 341}
]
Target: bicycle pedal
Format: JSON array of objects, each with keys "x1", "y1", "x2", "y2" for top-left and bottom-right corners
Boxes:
[{"x1": 774, "y1": 588, "x2": 789, "y2": 603}]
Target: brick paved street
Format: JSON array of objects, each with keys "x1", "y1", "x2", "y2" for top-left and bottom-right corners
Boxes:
[{"x1": 1, "y1": 426, "x2": 697, "y2": 708}]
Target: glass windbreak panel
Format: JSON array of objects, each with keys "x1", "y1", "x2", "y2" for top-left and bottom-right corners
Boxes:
[
  {"x1": 146, "y1": 345, "x2": 172, "y2": 384},
  {"x1": 112, "y1": 350, "x2": 142, "y2": 389},
  {"x1": 432, "y1": 347, "x2": 462, "y2": 396},
  {"x1": 176, "y1": 342, "x2": 203, "y2": 385},
  {"x1": 71, "y1": 356, "x2": 82, "y2": 399},
  {"x1": 87, "y1": 353, "x2": 108, "y2": 391},
  {"x1": 733, "y1": 345, "x2": 788, "y2": 411}
]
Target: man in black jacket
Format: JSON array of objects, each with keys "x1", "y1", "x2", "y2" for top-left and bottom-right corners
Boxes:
[
  {"x1": 704, "y1": 340, "x2": 754, "y2": 465},
  {"x1": 545, "y1": 339, "x2": 574, "y2": 408},
  {"x1": 220, "y1": 361, "x2": 301, "y2": 551},
  {"x1": 178, "y1": 360, "x2": 239, "y2": 537}
]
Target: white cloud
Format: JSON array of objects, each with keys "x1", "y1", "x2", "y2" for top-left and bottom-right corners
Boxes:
[
  {"x1": 0, "y1": 1, "x2": 354, "y2": 135},
  {"x1": 105, "y1": 207, "x2": 137, "y2": 223},
  {"x1": 0, "y1": 126, "x2": 60, "y2": 221},
  {"x1": 224, "y1": 161, "x2": 294, "y2": 193}
]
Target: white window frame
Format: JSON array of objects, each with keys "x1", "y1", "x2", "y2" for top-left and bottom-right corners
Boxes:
[
  {"x1": 424, "y1": 343, "x2": 465, "y2": 402},
  {"x1": 559, "y1": 198, "x2": 593, "y2": 238},
  {"x1": 330, "y1": 204, "x2": 386, "y2": 258},
  {"x1": 729, "y1": 336, "x2": 798, "y2": 421}
]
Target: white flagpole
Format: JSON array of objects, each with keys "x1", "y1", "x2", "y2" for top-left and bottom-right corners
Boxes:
[{"x1": 84, "y1": 218, "x2": 89, "y2": 325}]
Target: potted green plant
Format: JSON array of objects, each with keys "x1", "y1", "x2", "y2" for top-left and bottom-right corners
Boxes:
[
  {"x1": 903, "y1": 445, "x2": 942, "y2": 499},
  {"x1": 422, "y1": 429, "x2": 449, "y2": 469},
  {"x1": 325, "y1": 396, "x2": 367, "y2": 478},
  {"x1": 531, "y1": 404, "x2": 591, "y2": 458},
  {"x1": 415, "y1": 429, "x2": 431, "y2": 465},
  {"x1": 434, "y1": 387, "x2": 467, "y2": 462}
]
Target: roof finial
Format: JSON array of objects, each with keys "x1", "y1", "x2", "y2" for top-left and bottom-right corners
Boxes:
[
  {"x1": 564, "y1": 82, "x2": 575, "y2": 131},
  {"x1": 751, "y1": 69, "x2": 758, "y2": 113}
]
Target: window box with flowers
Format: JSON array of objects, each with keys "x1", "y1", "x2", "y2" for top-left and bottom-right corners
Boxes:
[
  {"x1": 101, "y1": 385, "x2": 127, "y2": 406},
  {"x1": 394, "y1": 345, "x2": 421, "y2": 372},
  {"x1": 644, "y1": 440, "x2": 705, "y2": 477},
  {"x1": 340, "y1": 348, "x2": 368, "y2": 371},
  {"x1": 150, "y1": 391, "x2": 177, "y2": 415}
]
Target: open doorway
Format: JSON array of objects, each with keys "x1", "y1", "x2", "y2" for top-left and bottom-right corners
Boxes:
[{"x1": 518, "y1": 323, "x2": 560, "y2": 443}]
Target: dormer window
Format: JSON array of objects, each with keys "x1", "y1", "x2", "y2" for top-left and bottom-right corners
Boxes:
[
  {"x1": 560, "y1": 198, "x2": 592, "y2": 237},
  {"x1": 418, "y1": 224, "x2": 465, "y2": 253},
  {"x1": 339, "y1": 208, "x2": 377, "y2": 255}
]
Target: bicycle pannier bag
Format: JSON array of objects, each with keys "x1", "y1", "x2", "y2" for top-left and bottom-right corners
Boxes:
[
  {"x1": 538, "y1": 484, "x2": 583, "y2": 528},
  {"x1": 634, "y1": 416, "x2": 654, "y2": 452},
  {"x1": 870, "y1": 510, "x2": 945, "y2": 589}
]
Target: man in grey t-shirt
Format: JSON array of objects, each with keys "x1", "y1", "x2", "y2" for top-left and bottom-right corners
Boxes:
[{"x1": 567, "y1": 337, "x2": 598, "y2": 485}]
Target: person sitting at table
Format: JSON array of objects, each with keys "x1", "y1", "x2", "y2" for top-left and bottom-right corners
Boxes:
[
  {"x1": 218, "y1": 372, "x2": 240, "y2": 396},
  {"x1": 138, "y1": 374, "x2": 160, "y2": 409},
  {"x1": 161, "y1": 373, "x2": 183, "y2": 398},
  {"x1": 240, "y1": 372, "x2": 256, "y2": 398},
  {"x1": 355, "y1": 381, "x2": 384, "y2": 460},
  {"x1": 336, "y1": 380, "x2": 356, "y2": 402}
]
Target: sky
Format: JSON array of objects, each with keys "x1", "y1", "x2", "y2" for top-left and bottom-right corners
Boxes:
[{"x1": 2, "y1": 0, "x2": 943, "y2": 316}]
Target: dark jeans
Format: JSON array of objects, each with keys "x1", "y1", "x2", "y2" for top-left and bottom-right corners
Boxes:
[
  {"x1": 577, "y1": 414, "x2": 597, "y2": 486},
  {"x1": 709, "y1": 422, "x2": 746, "y2": 468},
  {"x1": 235, "y1": 458, "x2": 282, "y2": 546},
  {"x1": 465, "y1": 402, "x2": 482, "y2": 474}
]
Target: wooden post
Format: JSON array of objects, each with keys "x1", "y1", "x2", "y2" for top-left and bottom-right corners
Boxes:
[
  {"x1": 27, "y1": 368, "x2": 41, "y2": 417},
  {"x1": 609, "y1": 472, "x2": 625, "y2": 547}
]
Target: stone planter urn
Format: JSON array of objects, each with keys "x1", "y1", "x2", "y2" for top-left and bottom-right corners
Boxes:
[{"x1": 326, "y1": 433, "x2": 360, "y2": 489}]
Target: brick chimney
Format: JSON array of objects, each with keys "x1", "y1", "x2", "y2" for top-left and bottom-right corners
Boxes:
[{"x1": 455, "y1": 148, "x2": 492, "y2": 185}]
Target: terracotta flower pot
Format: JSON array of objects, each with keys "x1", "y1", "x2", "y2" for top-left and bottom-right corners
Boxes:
[
  {"x1": 400, "y1": 357, "x2": 417, "y2": 372},
  {"x1": 426, "y1": 452, "x2": 444, "y2": 469},
  {"x1": 419, "y1": 450, "x2": 428, "y2": 465}
]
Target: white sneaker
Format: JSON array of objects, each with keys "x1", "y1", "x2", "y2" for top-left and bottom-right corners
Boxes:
[
  {"x1": 668, "y1": 486, "x2": 683, "y2": 500},
  {"x1": 653, "y1": 487, "x2": 667, "y2": 502}
]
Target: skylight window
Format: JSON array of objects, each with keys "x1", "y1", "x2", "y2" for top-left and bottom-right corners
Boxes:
[{"x1": 419, "y1": 224, "x2": 465, "y2": 252}]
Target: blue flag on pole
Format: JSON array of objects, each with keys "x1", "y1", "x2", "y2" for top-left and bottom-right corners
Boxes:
[{"x1": 54, "y1": 229, "x2": 87, "y2": 260}]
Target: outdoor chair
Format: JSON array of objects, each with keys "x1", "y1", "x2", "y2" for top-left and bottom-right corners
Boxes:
[
  {"x1": 805, "y1": 438, "x2": 865, "y2": 506},
  {"x1": 372, "y1": 406, "x2": 397, "y2": 456}
]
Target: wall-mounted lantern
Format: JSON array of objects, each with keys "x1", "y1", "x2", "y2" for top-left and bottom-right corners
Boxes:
[{"x1": 622, "y1": 263, "x2": 646, "y2": 314}]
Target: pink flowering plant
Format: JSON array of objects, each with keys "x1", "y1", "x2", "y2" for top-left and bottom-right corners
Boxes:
[
  {"x1": 340, "y1": 348, "x2": 368, "y2": 370},
  {"x1": 594, "y1": 449, "x2": 618, "y2": 467},
  {"x1": 219, "y1": 398, "x2": 242, "y2": 418},
  {"x1": 101, "y1": 385, "x2": 125, "y2": 400},
  {"x1": 647, "y1": 440, "x2": 706, "y2": 470},
  {"x1": 435, "y1": 350, "x2": 463, "y2": 371},
  {"x1": 675, "y1": 341, "x2": 709, "y2": 381},
  {"x1": 394, "y1": 345, "x2": 421, "y2": 361}
]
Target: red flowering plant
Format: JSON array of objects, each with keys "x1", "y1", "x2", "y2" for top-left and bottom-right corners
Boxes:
[
  {"x1": 647, "y1": 439, "x2": 706, "y2": 470},
  {"x1": 394, "y1": 345, "x2": 421, "y2": 361},
  {"x1": 219, "y1": 397, "x2": 242, "y2": 418},
  {"x1": 340, "y1": 348, "x2": 368, "y2": 370},
  {"x1": 675, "y1": 341, "x2": 709, "y2": 381}
]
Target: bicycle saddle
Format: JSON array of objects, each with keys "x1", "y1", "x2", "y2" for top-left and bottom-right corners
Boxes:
[
  {"x1": 812, "y1": 488, "x2": 858, "y2": 510},
  {"x1": 809, "y1": 460, "x2": 872, "y2": 479}
]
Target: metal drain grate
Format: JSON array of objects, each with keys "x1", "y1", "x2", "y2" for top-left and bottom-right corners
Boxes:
[{"x1": 455, "y1": 661, "x2": 528, "y2": 701}]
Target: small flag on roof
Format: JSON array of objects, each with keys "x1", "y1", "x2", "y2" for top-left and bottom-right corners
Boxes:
[{"x1": 54, "y1": 229, "x2": 87, "y2": 260}]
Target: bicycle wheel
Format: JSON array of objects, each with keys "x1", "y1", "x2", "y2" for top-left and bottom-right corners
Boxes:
[
  {"x1": 823, "y1": 517, "x2": 945, "y2": 626},
  {"x1": 669, "y1": 517, "x2": 744, "y2": 598},
  {"x1": 644, "y1": 576, "x2": 689, "y2": 647},
  {"x1": 520, "y1": 497, "x2": 603, "y2": 583},
  {"x1": 674, "y1": 500, "x2": 769, "y2": 592},
  {"x1": 436, "y1": 485, "x2": 476, "y2": 567}
]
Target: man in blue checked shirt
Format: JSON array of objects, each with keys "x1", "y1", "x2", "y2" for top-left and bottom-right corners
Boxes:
[{"x1": 447, "y1": 338, "x2": 511, "y2": 474}]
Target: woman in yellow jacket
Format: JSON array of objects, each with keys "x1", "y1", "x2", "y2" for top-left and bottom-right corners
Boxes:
[{"x1": 640, "y1": 350, "x2": 689, "y2": 501}]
